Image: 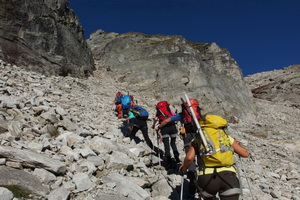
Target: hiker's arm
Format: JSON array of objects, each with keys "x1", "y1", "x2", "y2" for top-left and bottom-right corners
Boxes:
[
  {"x1": 156, "y1": 117, "x2": 172, "y2": 130},
  {"x1": 179, "y1": 145, "x2": 196, "y2": 174},
  {"x1": 232, "y1": 140, "x2": 249, "y2": 158},
  {"x1": 121, "y1": 112, "x2": 135, "y2": 121},
  {"x1": 121, "y1": 117, "x2": 130, "y2": 121}
]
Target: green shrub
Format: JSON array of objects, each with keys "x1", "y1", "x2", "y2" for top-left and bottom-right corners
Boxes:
[{"x1": 2, "y1": 184, "x2": 31, "y2": 198}]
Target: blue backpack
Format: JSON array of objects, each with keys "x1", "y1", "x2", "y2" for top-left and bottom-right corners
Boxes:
[
  {"x1": 121, "y1": 95, "x2": 131, "y2": 109},
  {"x1": 131, "y1": 105, "x2": 149, "y2": 120},
  {"x1": 115, "y1": 94, "x2": 123, "y2": 104}
]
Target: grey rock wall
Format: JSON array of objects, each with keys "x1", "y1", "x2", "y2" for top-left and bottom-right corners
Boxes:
[
  {"x1": 0, "y1": 0, "x2": 95, "y2": 77},
  {"x1": 88, "y1": 30, "x2": 256, "y2": 122}
]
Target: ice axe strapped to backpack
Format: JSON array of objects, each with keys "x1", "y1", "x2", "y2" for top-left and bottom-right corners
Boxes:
[{"x1": 181, "y1": 92, "x2": 212, "y2": 155}]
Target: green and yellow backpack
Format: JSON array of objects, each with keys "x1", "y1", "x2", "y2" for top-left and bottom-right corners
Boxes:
[{"x1": 194, "y1": 114, "x2": 234, "y2": 168}]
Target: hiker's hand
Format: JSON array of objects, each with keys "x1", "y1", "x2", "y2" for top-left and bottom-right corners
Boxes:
[
  {"x1": 179, "y1": 165, "x2": 186, "y2": 175},
  {"x1": 121, "y1": 118, "x2": 128, "y2": 121}
]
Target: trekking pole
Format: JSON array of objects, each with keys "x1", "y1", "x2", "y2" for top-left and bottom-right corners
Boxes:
[
  {"x1": 180, "y1": 174, "x2": 186, "y2": 200},
  {"x1": 156, "y1": 130, "x2": 162, "y2": 167},
  {"x1": 239, "y1": 156, "x2": 255, "y2": 200},
  {"x1": 151, "y1": 129, "x2": 155, "y2": 167},
  {"x1": 182, "y1": 92, "x2": 212, "y2": 154}
]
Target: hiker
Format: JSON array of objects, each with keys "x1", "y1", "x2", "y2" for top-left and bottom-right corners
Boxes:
[
  {"x1": 179, "y1": 114, "x2": 250, "y2": 200},
  {"x1": 155, "y1": 98, "x2": 202, "y2": 199},
  {"x1": 152, "y1": 101, "x2": 180, "y2": 169},
  {"x1": 113, "y1": 92, "x2": 123, "y2": 118},
  {"x1": 122, "y1": 105, "x2": 155, "y2": 149},
  {"x1": 116, "y1": 92, "x2": 136, "y2": 136}
]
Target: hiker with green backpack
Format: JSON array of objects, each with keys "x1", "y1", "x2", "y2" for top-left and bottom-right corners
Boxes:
[{"x1": 179, "y1": 114, "x2": 250, "y2": 200}]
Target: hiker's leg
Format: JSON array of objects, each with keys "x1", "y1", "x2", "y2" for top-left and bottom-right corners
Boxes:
[
  {"x1": 122, "y1": 120, "x2": 130, "y2": 136},
  {"x1": 197, "y1": 174, "x2": 220, "y2": 199},
  {"x1": 162, "y1": 136, "x2": 171, "y2": 158},
  {"x1": 183, "y1": 132, "x2": 197, "y2": 199},
  {"x1": 218, "y1": 171, "x2": 241, "y2": 200},
  {"x1": 140, "y1": 125, "x2": 154, "y2": 148},
  {"x1": 170, "y1": 135, "x2": 180, "y2": 163},
  {"x1": 187, "y1": 171, "x2": 196, "y2": 199},
  {"x1": 162, "y1": 136, "x2": 172, "y2": 167},
  {"x1": 129, "y1": 126, "x2": 141, "y2": 143}
]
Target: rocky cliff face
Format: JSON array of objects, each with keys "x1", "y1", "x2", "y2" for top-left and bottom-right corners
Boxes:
[
  {"x1": 0, "y1": 0, "x2": 95, "y2": 77},
  {"x1": 87, "y1": 30, "x2": 256, "y2": 122}
]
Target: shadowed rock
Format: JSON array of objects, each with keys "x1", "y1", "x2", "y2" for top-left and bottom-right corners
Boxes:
[{"x1": 0, "y1": 0, "x2": 95, "y2": 77}]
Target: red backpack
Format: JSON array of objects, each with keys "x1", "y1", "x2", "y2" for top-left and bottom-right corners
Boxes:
[
  {"x1": 156, "y1": 101, "x2": 174, "y2": 122},
  {"x1": 182, "y1": 99, "x2": 202, "y2": 122}
]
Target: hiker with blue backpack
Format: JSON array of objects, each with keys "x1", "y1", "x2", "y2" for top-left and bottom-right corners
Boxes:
[
  {"x1": 122, "y1": 105, "x2": 155, "y2": 149},
  {"x1": 116, "y1": 92, "x2": 136, "y2": 136}
]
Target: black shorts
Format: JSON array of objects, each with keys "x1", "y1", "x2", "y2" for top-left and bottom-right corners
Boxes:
[
  {"x1": 161, "y1": 124, "x2": 177, "y2": 137},
  {"x1": 197, "y1": 171, "x2": 241, "y2": 199}
]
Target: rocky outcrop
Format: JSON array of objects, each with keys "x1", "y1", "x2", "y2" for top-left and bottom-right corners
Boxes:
[
  {"x1": 245, "y1": 64, "x2": 300, "y2": 108},
  {"x1": 0, "y1": 0, "x2": 95, "y2": 77},
  {"x1": 87, "y1": 30, "x2": 255, "y2": 122}
]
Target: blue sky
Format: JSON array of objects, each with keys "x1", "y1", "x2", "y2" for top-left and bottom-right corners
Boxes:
[{"x1": 69, "y1": 0, "x2": 300, "y2": 76}]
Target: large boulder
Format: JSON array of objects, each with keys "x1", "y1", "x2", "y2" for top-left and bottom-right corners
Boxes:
[{"x1": 0, "y1": 0, "x2": 95, "y2": 77}]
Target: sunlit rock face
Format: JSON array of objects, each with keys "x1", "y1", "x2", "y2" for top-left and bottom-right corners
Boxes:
[{"x1": 88, "y1": 30, "x2": 255, "y2": 121}]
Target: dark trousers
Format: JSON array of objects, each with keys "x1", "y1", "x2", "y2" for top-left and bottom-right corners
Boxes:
[
  {"x1": 129, "y1": 118, "x2": 164, "y2": 158},
  {"x1": 161, "y1": 125, "x2": 179, "y2": 163},
  {"x1": 122, "y1": 109, "x2": 130, "y2": 136},
  {"x1": 162, "y1": 137, "x2": 179, "y2": 158},
  {"x1": 198, "y1": 171, "x2": 240, "y2": 200},
  {"x1": 129, "y1": 118, "x2": 153, "y2": 148}
]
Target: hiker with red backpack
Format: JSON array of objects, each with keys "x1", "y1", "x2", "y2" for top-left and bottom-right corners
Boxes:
[
  {"x1": 152, "y1": 101, "x2": 180, "y2": 169},
  {"x1": 156, "y1": 98, "x2": 202, "y2": 199}
]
